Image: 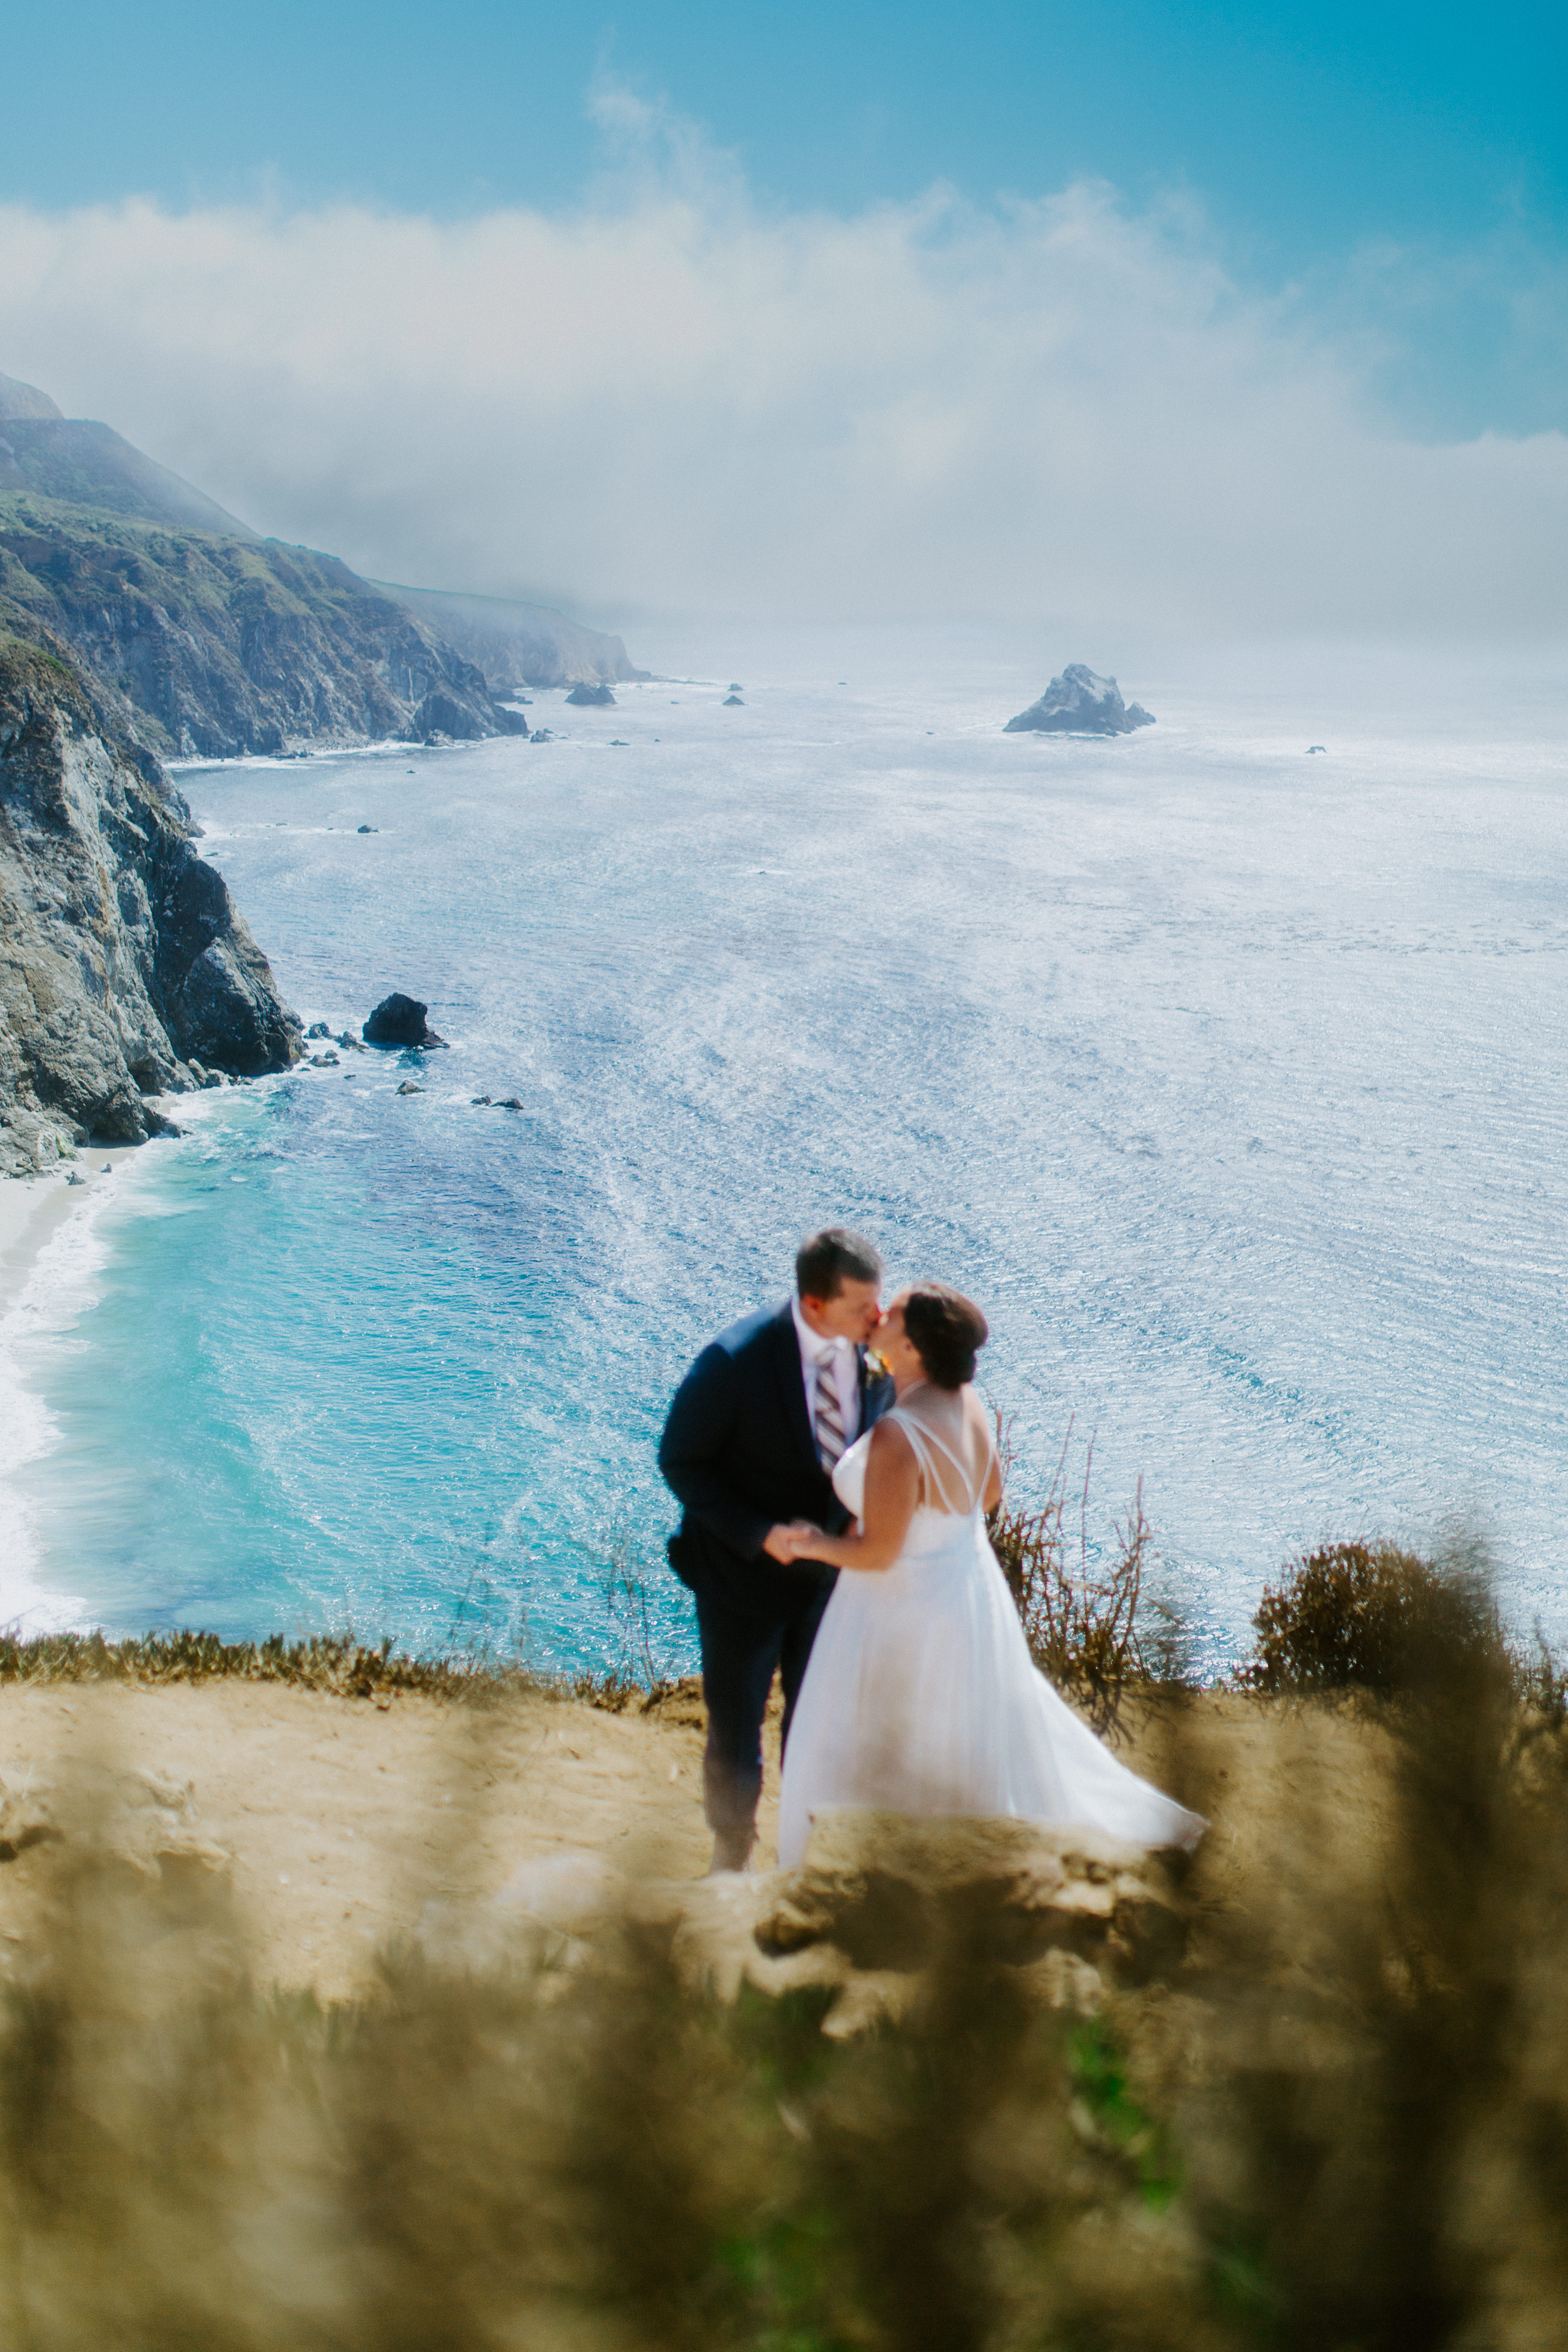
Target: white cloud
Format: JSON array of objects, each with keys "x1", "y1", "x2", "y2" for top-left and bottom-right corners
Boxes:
[{"x1": 0, "y1": 134, "x2": 1563, "y2": 636}]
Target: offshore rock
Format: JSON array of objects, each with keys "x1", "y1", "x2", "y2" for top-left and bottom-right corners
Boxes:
[
  {"x1": 363, "y1": 992, "x2": 445, "y2": 1050},
  {"x1": 1004, "y1": 663, "x2": 1156, "y2": 736},
  {"x1": 402, "y1": 688, "x2": 515, "y2": 744},
  {"x1": 0, "y1": 636, "x2": 301, "y2": 1175},
  {"x1": 566, "y1": 681, "x2": 615, "y2": 708}
]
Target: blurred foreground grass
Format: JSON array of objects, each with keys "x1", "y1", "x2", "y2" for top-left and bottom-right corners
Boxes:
[{"x1": 3, "y1": 1557, "x2": 1568, "y2": 2350}]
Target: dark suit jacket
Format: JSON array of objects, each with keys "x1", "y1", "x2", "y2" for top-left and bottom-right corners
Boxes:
[{"x1": 659, "y1": 1301, "x2": 896, "y2": 1623}]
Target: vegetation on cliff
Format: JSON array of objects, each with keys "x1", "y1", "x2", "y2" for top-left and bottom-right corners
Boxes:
[
  {"x1": 0, "y1": 494, "x2": 521, "y2": 758},
  {"x1": 0, "y1": 371, "x2": 643, "y2": 752}
]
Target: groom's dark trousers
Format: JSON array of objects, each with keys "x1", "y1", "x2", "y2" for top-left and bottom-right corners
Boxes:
[{"x1": 659, "y1": 1301, "x2": 894, "y2": 1837}]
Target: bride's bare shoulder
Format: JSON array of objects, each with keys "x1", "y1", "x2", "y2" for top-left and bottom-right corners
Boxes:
[
  {"x1": 870, "y1": 1402, "x2": 921, "y2": 1477},
  {"x1": 960, "y1": 1385, "x2": 992, "y2": 1439},
  {"x1": 868, "y1": 1412, "x2": 916, "y2": 1462}
]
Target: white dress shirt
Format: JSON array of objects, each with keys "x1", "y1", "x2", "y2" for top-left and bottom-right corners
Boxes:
[{"x1": 791, "y1": 1295, "x2": 861, "y2": 1454}]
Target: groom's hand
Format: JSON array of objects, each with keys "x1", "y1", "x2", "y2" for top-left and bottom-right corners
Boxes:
[{"x1": 764, "y1": 1522, "x2": 824, "y2": 1562}]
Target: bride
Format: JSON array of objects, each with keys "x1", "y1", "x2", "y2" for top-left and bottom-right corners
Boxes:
[{"x1": 775, "y1": 1284, "x2": 1205, "y2": 1870}]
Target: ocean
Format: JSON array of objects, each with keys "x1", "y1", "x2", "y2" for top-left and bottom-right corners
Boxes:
[{"x1": 3, "y1": 627, "x2": 1565, "y2": 1680}]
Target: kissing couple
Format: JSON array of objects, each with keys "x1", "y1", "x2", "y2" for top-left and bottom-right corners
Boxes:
[{"x1": 660, "y1": 1226, "x2": 1204, "y2": 1875}]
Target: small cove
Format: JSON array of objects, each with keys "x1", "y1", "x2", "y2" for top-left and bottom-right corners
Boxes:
[{"x1": 4, "y1": 630, "x2": 1566, "y2": 1677}]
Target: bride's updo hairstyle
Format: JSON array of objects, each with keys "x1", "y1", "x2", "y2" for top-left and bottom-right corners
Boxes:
[{"x1": 902, "y1": 1284, "x2": 989, "y2": 1390}]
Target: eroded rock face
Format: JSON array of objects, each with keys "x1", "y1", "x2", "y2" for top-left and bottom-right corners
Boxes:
[
  {"x1": 1004, "y1": 664, "x2": 1156, "y2": 736},
  {"x1": 0, "y1": 510, "x2": 530, "y2": 759},
  {"x1": 0, "y1": 638, "x2": 301, "y2": 1174}
]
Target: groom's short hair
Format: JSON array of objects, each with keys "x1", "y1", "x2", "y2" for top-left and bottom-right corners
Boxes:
[{"x1": 796, "y1": 1227, "x2": 883, "y2": 1300}]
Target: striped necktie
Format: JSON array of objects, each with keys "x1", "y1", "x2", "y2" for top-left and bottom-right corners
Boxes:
[{"x1": 814, "y1": 1350, "x2": 847, "y2": 1469}]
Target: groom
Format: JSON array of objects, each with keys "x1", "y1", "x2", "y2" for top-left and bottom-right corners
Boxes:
[{"x1": 659, "y1": 1227, "x2": 895, "y2": 1872}]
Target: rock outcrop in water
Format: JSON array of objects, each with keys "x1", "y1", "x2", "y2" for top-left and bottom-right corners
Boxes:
[
  {"x1": 0, "y1": 636, "x2": 301, "y2": 1175},
  {"x1": 1004, "y1": 664, "x2": 1155, "y2": 736},
  {"x1": 363, "y1": 992, "x2": 445, "y2": 1050},
  {"x1": 565, "y1": 682, "x2": 615, "y2": 708}
]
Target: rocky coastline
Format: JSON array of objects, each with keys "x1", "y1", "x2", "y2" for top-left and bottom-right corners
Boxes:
[
  {"x1": 0, "y1": 635, "x2": 301, "y2": 1176},
  {"x1": 0, "y1": 372, "x2": 642, "y2": 758}
]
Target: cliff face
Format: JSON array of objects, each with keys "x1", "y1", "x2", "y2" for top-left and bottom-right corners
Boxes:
[
  {"x1": 372, "y1": 582, "x2": 649, "y2": 691},
  {"x1": 0, "y1": 636, "x2": 301, "y2": 1176},
  {"x1": 0, "y1": 503, "x2": 525, "y2": 758},
  {"x1": 0, "y1": 374, "x2": 646, "y2": 752}
]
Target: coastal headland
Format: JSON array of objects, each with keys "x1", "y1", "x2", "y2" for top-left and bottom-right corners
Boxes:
[{"x1": 1, "y1": 372, "x2": 643, "y2": 758}]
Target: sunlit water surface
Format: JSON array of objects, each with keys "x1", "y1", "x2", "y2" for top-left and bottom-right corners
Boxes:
[{"x1": 3, "y1": 630, "x2": 1565, "y2": 1678}]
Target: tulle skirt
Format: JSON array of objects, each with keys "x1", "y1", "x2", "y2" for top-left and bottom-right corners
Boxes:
[{"x1": 776, "y1": 1507, "x2": 1205, "y2": 1869}]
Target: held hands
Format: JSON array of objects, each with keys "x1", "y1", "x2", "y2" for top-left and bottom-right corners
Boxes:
[{"x1": 764, "y1": 1520, "x2": 828, "y2": 1563}]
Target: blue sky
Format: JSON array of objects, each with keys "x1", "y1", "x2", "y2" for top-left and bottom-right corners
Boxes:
[
  {"x1": 2, "y1": 1, "x2": 1562, "y2": 628},
  {"x1": 6, "y1": 0, "x2": 1561, "y2": 251},
  {"x1": 5, "y1": 0, "x2": 1563, "y2": 427}
]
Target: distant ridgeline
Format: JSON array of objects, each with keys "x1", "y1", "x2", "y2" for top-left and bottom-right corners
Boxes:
[{"x1": 0, "y1": 372, "x2": 646, "y2": 759}]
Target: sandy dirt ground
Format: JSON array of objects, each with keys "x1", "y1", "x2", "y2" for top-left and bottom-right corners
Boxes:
[
  {"x1": 0, "y1": 1681, "x2": 762, "y2": 1997},
  {"x1": 0, "y1": 1677, "x2": 1397, "y2": 2000}
]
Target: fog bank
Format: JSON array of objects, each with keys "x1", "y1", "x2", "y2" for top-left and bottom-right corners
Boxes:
[{"x1": 2, "y1": 161, "x2": 1562, "y2": 636}]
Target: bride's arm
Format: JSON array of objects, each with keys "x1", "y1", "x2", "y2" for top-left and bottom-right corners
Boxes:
[{"x1": 780, "y1": 1421, "x2": 919, "y2": 1573}]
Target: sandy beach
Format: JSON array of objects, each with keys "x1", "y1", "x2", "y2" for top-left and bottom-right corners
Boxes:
[
  {"x1": 0, "y1": 1150, "x2": 142, "y2": 1319},
  {"x1": 0, "y1": 1149, "x2": 147, "y2": 1630}
]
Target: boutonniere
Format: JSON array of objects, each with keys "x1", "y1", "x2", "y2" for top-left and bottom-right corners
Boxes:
[{"x1": 865, "y1": 1349, "x2": 891, "y2": 1378}]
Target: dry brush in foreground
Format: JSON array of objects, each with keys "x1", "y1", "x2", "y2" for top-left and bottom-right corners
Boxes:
[{"x1": 2, "y1": 1571, "x2": 1568, "y2": 2349}]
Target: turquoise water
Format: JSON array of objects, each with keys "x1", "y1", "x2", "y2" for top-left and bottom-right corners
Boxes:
[{"x1": 5, "y1": 632, "x2": 1568, "y2": 1674}]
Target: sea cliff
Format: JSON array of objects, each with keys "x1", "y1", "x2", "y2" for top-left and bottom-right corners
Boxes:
[
  {"x1": 0, "y1": 504, "x2": 526, "y2": 759},
  {"x1": 0, "y1": 635, "x2": 300, "y2": 1175},
  {"x1": 0, "y1": 372, "x2": 641, "y2": 755}
]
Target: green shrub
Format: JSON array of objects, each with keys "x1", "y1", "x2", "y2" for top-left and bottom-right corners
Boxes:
[{"x1": 1238, "y1": 1541, "x2": 1499, "y2": 1696}]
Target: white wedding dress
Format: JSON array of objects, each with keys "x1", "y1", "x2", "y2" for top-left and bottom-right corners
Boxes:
[{"x1": 777, "y1": 1405, "x2": 1206, "y2": 1869}]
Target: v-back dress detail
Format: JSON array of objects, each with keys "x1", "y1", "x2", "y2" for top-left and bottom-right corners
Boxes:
[{"x1": 776, "y1": 1402, "x2": 1205, "y2": 1869}]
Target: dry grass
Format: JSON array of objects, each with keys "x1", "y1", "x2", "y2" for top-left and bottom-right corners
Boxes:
[
  {"x1": 0, "y1": 1557, "x2": 1567, "y2": 2344},
  {"x1": 0, "y1": 1627, "x2": 693, "y2": 1717},
  {"x1": 3, "y1": 1593, "x2": 1568, "y2": 2347},
  {"x1": 987, "y1": 1418, "x2": 1154, "y2": 1732}
]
